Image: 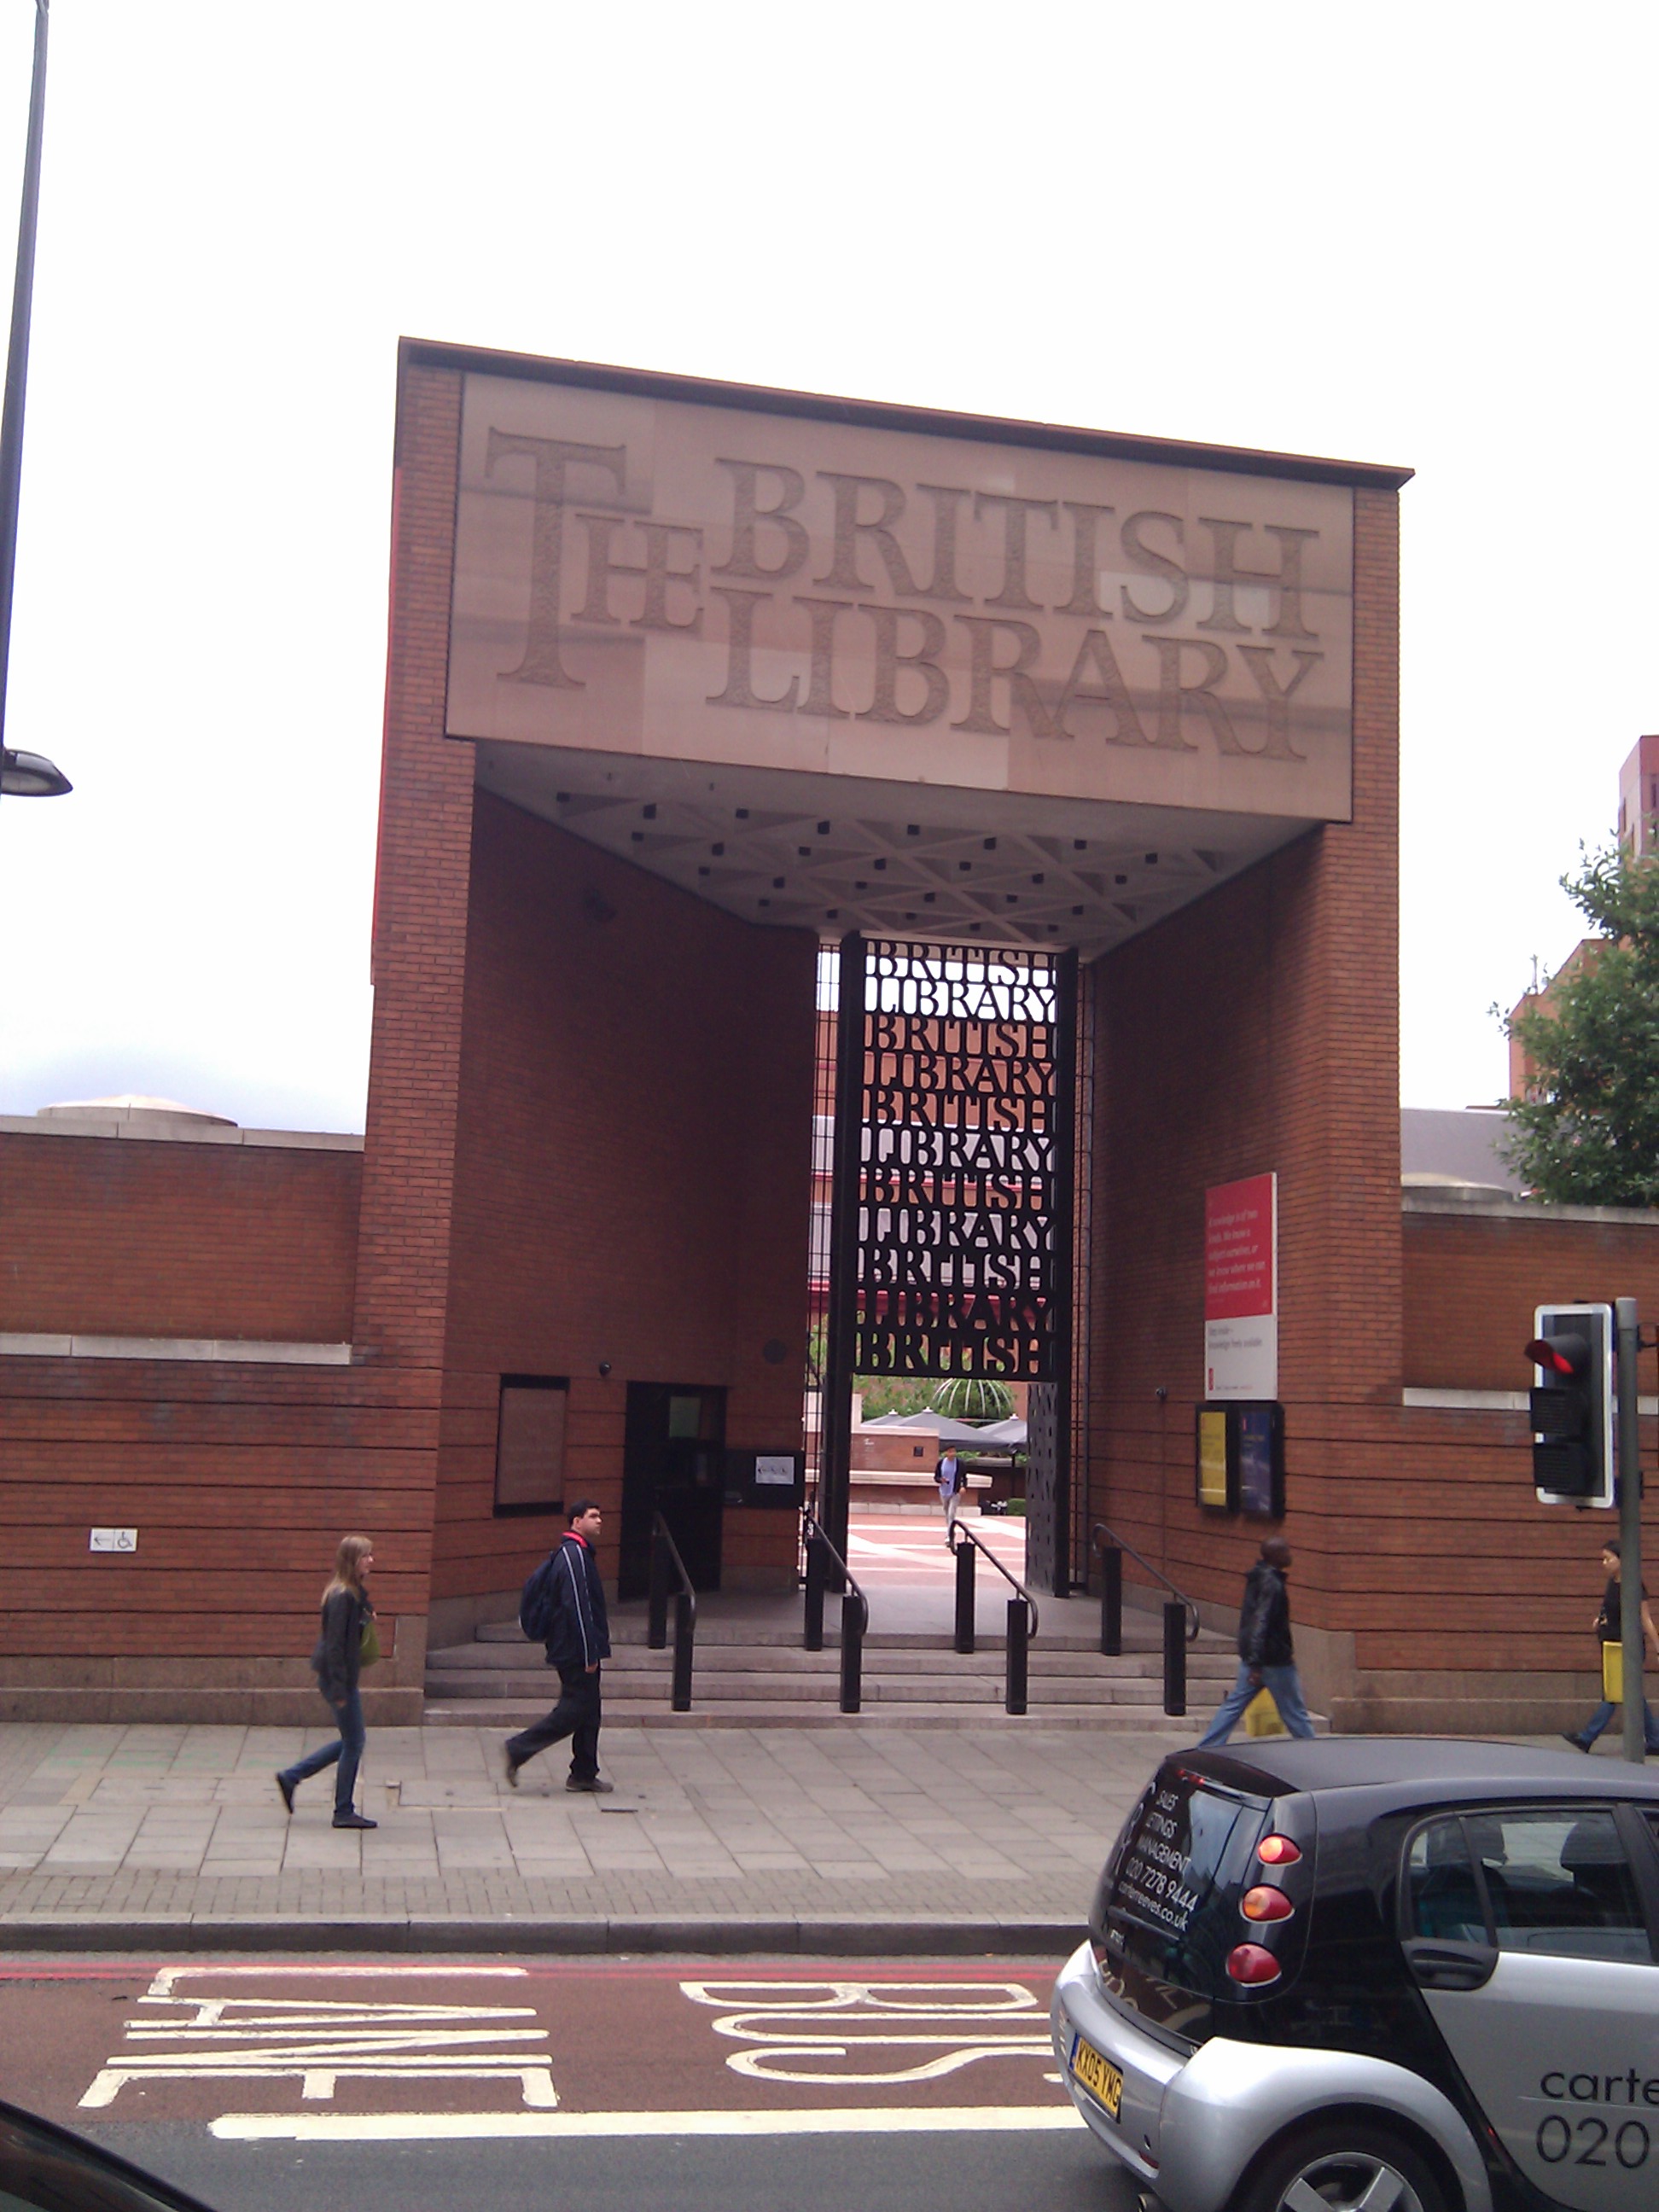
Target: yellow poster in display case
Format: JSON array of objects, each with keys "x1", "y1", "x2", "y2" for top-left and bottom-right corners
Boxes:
[{"x1": 1197, "y1": 1406, "x2": 1231, "y2": 1510}]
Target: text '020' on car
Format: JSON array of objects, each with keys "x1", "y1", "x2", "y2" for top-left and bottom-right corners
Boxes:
[{"x1": 1051, "y1": 1738, "x2": 1659, "y2": 2212}]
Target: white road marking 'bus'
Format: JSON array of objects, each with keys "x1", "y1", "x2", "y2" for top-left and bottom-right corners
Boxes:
[{"x1": 679, "y1": 1978, "x2": 1052, "y2": 2086}]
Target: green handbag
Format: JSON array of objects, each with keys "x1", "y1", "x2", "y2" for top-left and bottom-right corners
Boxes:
[{"x1": 359, "y1": 1612, "x2": 382, "y2": 1668}]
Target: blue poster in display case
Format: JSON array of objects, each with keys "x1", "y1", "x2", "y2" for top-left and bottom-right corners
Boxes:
[{"x1": 1236, "y1": 1402, "x2": 1284, "y2": 1517}]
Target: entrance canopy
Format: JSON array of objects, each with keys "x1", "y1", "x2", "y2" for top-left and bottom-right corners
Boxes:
[{"x1": 431, "y1": 341, "x2": 1407, "y2": 958}]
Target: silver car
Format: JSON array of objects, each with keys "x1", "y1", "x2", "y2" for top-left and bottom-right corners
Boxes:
[{"x1": 1051, "y1": 1738, "x2": 1659, "y2": 2212}]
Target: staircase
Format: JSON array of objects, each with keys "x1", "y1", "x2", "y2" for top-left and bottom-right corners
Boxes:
[{"x1": 423, "y1": 1600, "x2": 1243, "y2": 1729}]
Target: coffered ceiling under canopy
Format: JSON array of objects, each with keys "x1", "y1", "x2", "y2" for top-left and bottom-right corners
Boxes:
[{"x1": 473, "y1": 740, "x2": 1314, "y2": 960}]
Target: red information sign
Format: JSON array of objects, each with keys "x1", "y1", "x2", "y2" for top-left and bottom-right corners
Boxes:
[{"x1": 1205, "y1": 1176, "x2": 1276, "y2": 1322}]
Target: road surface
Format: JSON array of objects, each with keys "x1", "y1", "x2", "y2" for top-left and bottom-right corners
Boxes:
[{"x1": 0, "y1": 1951, "x2": 1132, "y2": 2212}]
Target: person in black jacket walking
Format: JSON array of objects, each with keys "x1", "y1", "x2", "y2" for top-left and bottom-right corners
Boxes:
[
  {"x1": 276, "y1": 1534, "x2": 379, "y2": 1830},
  {"x1": 1196, "y1": 1535, "x2": 1316, "y2": 1745},
  {"x1": 504, "y1": 1501, "x2": 614, "y2": 1793}
]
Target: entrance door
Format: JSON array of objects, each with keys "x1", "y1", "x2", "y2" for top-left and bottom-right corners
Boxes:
[{"x1": 620, "y1": 1382, "x2": 727, "y2": 1600}]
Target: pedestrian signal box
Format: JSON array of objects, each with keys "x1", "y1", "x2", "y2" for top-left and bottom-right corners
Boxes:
[{"x1": 1524, "y1": 1303, "x2": 1615, "y2": 1507}]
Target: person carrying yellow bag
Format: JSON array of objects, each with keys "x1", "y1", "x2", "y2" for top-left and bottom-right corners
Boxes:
[
  {"x1": 1196, "y1": 1536, "x2": 1315, "y2": 1746},
  {"x1": 1562, "y1": 1537, "x2": 1659, "y2": 1755}
]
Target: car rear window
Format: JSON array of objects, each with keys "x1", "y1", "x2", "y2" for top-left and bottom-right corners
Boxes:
[
  {"x1": 1406, "y1": 1809, "x2": 1653, "y2": 1964},
  {"x1": 1093, "y1": 1767, "x2": 1268, "y2": 2031}
]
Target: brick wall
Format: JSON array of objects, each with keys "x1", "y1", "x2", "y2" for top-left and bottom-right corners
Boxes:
[
  {"x1": 1404, "y1": 1193, "x2": 1659, "y2": 1388},
  {"x1": 431, "y1": 791, "x2": 817, "y2": 1608},
  {"x1": 1086, "y1": 486, "x2": 1406, "y2": 1662},
  {"x1": 0, "y1": 1132, "x2": 359, "y2": 1342},
  {"x1": 0, "y1": 1356, "x2": 431, "y2": 1722}
]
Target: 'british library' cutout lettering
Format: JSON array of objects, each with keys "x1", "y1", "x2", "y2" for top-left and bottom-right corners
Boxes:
[{"x1": 446, "y1": 374, "x2": 1353, "y2": 824}]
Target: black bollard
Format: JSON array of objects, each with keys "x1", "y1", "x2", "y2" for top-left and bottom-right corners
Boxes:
[
  {"x1": 1099, "y1": 1546, "x2": 1122, "y2": 1657},
  {"x1": 954, "y1": 1538, "x2": 976, "y2": 1655},
  {"x1": 1006, "y1": 1597, "x2": 1029, "y2": 1715},
  {"x1": 841, "y1": 1592, "x2": 865, "y2": 1714},
  {"x1": 1162, "y1": 1599, "x2": 1186, "y2": 1717},
  {"x1": 672, "y1": 1591, "x2": 694, "y2": 1713}
]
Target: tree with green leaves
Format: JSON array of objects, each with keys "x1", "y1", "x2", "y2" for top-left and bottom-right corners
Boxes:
[{"x1": 1501, "y1": 840, "x2": 1659, "y2": 1207}]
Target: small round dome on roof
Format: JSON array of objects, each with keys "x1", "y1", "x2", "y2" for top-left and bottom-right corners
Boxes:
[{"x1": 37, "y1": 1094, "x2": 236, "y2": 1127}]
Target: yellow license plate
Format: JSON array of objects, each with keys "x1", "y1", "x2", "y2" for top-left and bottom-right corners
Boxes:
[{"x1": 1070, "y1": 2033, "x2": 1123, "y2": 2119}]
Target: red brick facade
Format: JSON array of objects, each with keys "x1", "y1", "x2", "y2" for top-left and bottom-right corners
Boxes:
[{"x1": 430, "y1": 790, "x2": 814, "y2": 1621}]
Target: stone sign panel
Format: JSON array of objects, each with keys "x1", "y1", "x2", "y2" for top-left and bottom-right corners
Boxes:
[{"x1": 445, "y1": 371, "x2": 1353, "y2": 823}]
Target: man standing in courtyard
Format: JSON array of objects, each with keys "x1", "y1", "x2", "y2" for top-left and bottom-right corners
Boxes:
[
  {"x1": 1197, "y1": 1534, "x2": 1315, "y2": 1745},
  {"x1": 505, "y1": 1499, "x2": 613, "y2": 1792},
  {"x1": 936, "y1": 1445, "x2": 963, "y2": 1528}
]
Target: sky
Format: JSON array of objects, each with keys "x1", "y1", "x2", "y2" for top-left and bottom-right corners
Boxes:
[{"x1": 0, "y1": 0, "x2": 1652, "y2": 1132}]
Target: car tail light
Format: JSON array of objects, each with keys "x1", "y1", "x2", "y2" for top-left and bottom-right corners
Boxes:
[
  {"x1": 1256, "y1": 1833, "x2": 1302, "y2": 1866},
  {"x1": 1225, "y1": 1943, "x2": 1283, "y2": 1986},
  {"x1": 1240, "y1": 1884, "x2": 1295, "y2": 1922}
]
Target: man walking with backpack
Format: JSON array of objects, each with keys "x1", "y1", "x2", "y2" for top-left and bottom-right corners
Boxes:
[{"x1": 505, "y1": 1499, "x2": 613, "y2": 1793}]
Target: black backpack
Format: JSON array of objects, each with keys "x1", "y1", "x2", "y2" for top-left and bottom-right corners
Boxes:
[{"x1": 519, "y1": 1551, "x2": 560, "y2": 1642}]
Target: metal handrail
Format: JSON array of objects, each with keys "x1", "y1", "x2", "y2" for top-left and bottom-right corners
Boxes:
[
  {"x1": 648, "y1": 1513, "x2": 697, "y2": 1711},
  {"x1": 1091, "y1": 1520, "x2": 1200, "y2": 1642},
  {"x1": 800, "y1": 1510, "x2": 869, "y2": 1713},
  {"x1": 949, "y1": 1519, "x2": 1040, "y2": 1639},
  {"x1": 801, "y1": 1510, "x2": 869, "y2": 1619}
]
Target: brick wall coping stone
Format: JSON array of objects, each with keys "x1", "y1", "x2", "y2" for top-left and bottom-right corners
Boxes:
[
  {"x1": 1404, "y1": 1187, "x2": 1659, "y2": 1227},
  {"x1": 0, "y1": 1334, "x2": 353, "y2": 1365}
]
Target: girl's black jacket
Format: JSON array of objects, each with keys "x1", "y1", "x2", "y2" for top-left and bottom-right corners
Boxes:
[{"x1": 311, "y1": 1586, "x2": 372, "y2": 1705}]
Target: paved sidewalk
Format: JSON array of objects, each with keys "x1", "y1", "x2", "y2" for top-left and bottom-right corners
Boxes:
[{"x1": 0, "y1": 1720, "x2": 1194, "y2": 1952}]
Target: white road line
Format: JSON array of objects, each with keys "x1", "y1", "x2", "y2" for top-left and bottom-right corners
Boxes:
[{"x1": 211, "y1": 2104, "x2": 1083, "y2": 2142}]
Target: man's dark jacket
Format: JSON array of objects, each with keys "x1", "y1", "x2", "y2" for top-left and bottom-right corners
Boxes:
[
  {"x1": 1237, "y1": 1561, "x2": 1294, "y2": 1668},
  {"x1": 540, "y1": 1532, "x2": 612, "y2": 1672}
]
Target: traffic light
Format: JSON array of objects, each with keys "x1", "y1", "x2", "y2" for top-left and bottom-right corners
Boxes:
[{"x1": 1524, "y1": 1303, "x2": 1615, "y2": 1506}]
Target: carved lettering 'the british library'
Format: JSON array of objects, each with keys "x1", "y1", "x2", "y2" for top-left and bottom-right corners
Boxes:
[{"x1": 445, "y1": 372, "x2": 1354, "y2": 824}]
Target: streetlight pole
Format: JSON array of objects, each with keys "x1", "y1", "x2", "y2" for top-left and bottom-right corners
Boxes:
[{"x1": 0, "y1": 0, "x2": 68, "y2": 802}]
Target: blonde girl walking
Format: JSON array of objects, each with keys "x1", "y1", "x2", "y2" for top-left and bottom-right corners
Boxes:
[{"x1": 276, "y1": 1534, "x2": 379, "y2": 1830}]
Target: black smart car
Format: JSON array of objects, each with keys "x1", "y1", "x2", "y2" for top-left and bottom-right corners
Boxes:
[{"x1": 1052, "y1": 1738, "x2": 1659, "y2": 2212}]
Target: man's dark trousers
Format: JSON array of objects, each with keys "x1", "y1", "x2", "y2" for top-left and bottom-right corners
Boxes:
[{"x1": 506, "y1": 1665, "x2": 601, "y2": 1779}]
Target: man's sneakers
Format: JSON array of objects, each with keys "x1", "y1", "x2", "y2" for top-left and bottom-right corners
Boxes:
[
  {"x1": 566, "y1": 1773, "x2": 614, "y2": 1794},
  {"x1": 332, "y1": 1810, "x2": 377, "y2": 1830},
  {"x1": 276, "y1": 1772, "x2": 295, "y2": 1814},
  {"x1": 504, "y1": 1748, "x2": 521, "y2": 1790},
  {"x1": 1561, "y1": 1732, "x2": 1592, "y2": 1753}
]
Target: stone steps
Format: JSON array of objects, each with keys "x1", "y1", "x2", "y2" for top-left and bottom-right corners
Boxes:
[
  {"x1": 425, "y1": 1663, "x2": 1223, "y2": 1707},
  {"x1": 433, "y1": 1641, "x2": 1235, "y2": 1682},
  {"x1": 423, "y1": 1698, "x2": 1210, "y2": 1732},
  {"x1": 429, "y1": 1594, "x2": 1242, "y2": 1729}
]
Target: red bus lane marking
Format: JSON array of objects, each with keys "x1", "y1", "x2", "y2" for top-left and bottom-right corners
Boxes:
[{"x1": 2, "y1": 1959, "x2": 1078, "y2": 2142}]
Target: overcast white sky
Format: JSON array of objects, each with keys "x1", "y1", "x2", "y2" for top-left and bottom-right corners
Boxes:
[{"x1": 0, "y1": 1, "x2": 1651, "y2": 1131}]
